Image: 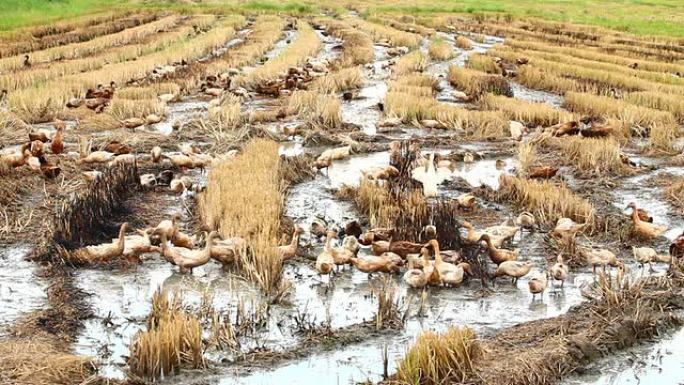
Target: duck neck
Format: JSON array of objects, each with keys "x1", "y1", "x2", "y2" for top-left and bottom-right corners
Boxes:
[
  {"x1": 483, "y1": 237, "x2": 494, "y2": 250},
  {"x1": 630, "y1": 207, "x2": 640, "y2": 223},
  {"x1": 200, "y1": 235, "x2": 214, "y2": 262},
  {"x1": 324, "y1": 236, "x2": 333, "y2": 252},
  {"x1": 116, "y1": 225, "x2": 126, "y2": 253},
  {"x1": 434, "y1": 245, "x2": 443, "y2": 265},
  {"x1": 291, "y1": 231, "x2": 300, "y2": 248},
  {"x1": 422, "y1": 251, "x2": 430, "y2": 266}
]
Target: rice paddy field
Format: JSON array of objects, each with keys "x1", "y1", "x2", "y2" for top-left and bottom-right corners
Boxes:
[{"x1": 2, "y1": 1, "x2": 684, "y2": 385}]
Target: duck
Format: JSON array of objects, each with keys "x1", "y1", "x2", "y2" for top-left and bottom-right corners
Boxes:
[
  {"x1": 549, "y1": 254, "x2": 569, "y2": 288},
  {"x1": 28, "y1": 129, "x2": 50, "y2": 143},
  {"x1": 211, "y1": 236, "x2": 247, "y2": 267},
  {"x1": 151, "y1": 146, "x2": 162, "y2": 163},
  {"x1": 629, "y1": 207, "x2": 653, "y2": 223},
  {"x1": 72, "y1": 223, "x2": 129, "y2": 264},
  {"x1": 189, "y1": 153, "x2": 213, "y2": 168},
  {"x1": 422, "y1": 225, "x2": 437, "y2": 241},
  {"x1": 1, "y1": 144, "x2": 30, "y2": 168},
  {"x1": 550, "y1": 121, "x2": 580, "y2": 137},
  {"x1": 156, "y1": 170, "x2": 174, "y2": 185},
  {"x1": 493, "y1": 260, "x2": 534, "y2": 284},
  {"x1": 379, "y1": 251, "x2": 404, "y2": 267},
  {"x1": 403, "y1": 256, "x2": 429, "y2": 288},
  {"x1": 479, "y1": 234, "x2": 518, "y2": 265},
  {"x1": 427, "y1": 239, "x2": 470, "y2": 286},
  {"x1": 315, "y1": 244, "x2": 335, "y2": 277},
  {"x1": 580, "y1": 247, "x2": 622, "y2": 275},
  {"x1": 371, "y1": 239, "x2": 391, "y2": 256},
  {"x1": 632, "y1": 246, "x2": 657, "y2": 272},
  {"x1": 308, "y1": 217, "x2": 328, "y2": 240},
  {"x1": 463, "y1": 152, "x2": 474, "y2": 163},
  {"x1": 170, "y1": 176, "x2": 193, "y2": 194},
  {"x1": 528, "y1": 166, "x2": 559, "y2": 179},
  {"x1": 29, "y1": 140, "x2": 44, "y2": 157},
  {"x1": 179, "y1": 143, "x2": 200, "y2": 156},
  {"x1": 315, "y1": 146, "x2": 351, "y2": 168},
  {"x1": 670, "y1": 231, "x2": 684, "y2": 260},
  {"x1": 277, "y1": 226, "x2": 304, "y2": 260},
  {"x1": 455, "y1": 193, "x2": 477, "y2": 210},
  {"x1": 515, "y1": 212, "x2": 536, "y2": 230},
  {"x1": 388, "y1": 239, "x2": 423, "y2": 258},
  {"x1": 159, "y1": 231, "x2": 218, "y2": 274},
  {"x1": 359, "y1": 228, "x2": 393, "y2": 246},
  {"x1": 581, "y1": 122, "x2": 615, "y2": 138},
  {"x1": 495, "y1": 159, "x2": 506, "y2": 169},
  {"x1": 460, "y1": 221, "x2": 506, "y2": 248},
  {"x1": 350, "y1": 256, "x2": 400, "y2": 275},
  {"x1": 411, "y1": 153, "x2": 439, "y2": 197},
  {"x1": 165, "y1": 153, "x2": 195, "y2": 169},
  {"x1": 140, "y1": 174, "x2": 157, "y2": 188},
  {"x1": 38, "y1": 155, "x2": 61, "y2": 179},
  {"x1": 528, "y1": 273, "x2": 548, "y2": 300},
  {"x1": 82, "y1": 170, "x2": 103, "y2": 182},
  {"x1": 154, "y1": 214, "x2": 181, "y2": 240},
  {"x1": 103, "y1": 141, "x2": 132, "y2": 155},
  {"x1": 77, "y1": 151, "x2": 115, "y2": 164},
  {"x1": 552, "y1": 218, "x2": 587, "y2": 239},
  {"x1": 626, "y1": 202, "x2": 667, "y2": 240},
  {"x1": 483, "y1": 222, "x2": 520, "y2": 244},
  {"x1": 361, "y1": 166, "x2": 400, "y2": 181},
  {"x1": 172, "y1": 230, "x2": 196, "y2": 249},
  {"x1": 50, "y1": 124, "x2": 64, "y2": 155},
  {"x1": 116, "y1": 229, "x2": 156, "y2": 258},
  {"x1": 109, "y1": 154, "x2": 136, "y2": 166}
]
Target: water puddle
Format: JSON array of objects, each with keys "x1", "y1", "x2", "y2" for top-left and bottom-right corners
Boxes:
[
  {"x1": 0, "y1": 246, "x2": 46, "y2": 329},
  {"x1": 562, "y1": 326, "x2": 684, "y2": 385}
]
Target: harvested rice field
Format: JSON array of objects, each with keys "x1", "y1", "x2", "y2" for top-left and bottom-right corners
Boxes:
[{"x1": 2, "y1": 2, "x2": 684, "y2": 385}]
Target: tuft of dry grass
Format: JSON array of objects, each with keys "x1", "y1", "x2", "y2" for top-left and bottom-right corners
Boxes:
[
  {"x1": 428, "y1": 39, "x2": 454, "y2": 61},
  {"x1": 517, "y1": 141, "x2": 537, "y2": 176},
  {"x1": 563, "y1": 91, "x2": 677, "y2": 135},
  {"x1": 235, "y1": 22, "x2": 321, "y2": 89},
  {"x1": 206, "y1": 15, "x2": 285, "y2": 75},
  {"x1": 625, "y1": 91, "x2": 684, "y2": 123},
  {"x1": 345, "y1": 17, "x2": 421, "y2": 48},
  {"x1": 207, "y1": 94, "x2": 243, "y2": 131},
  {"x1": 129, "y1": 290, "x2": 204, "y2": 380},
  {"x1": 466, "y1": 53, "x2": 501, "y2": 74},
  {"x1": 288, "y1": 90, "x2": 341, "y2": 128},
  {"x1": 455, "y1": 35, "x2": 473, "y2": 49},
  {"x1": 498, "y1": 174, "x2": 596, "y2": 229},
  {"x1": 315, "y1": 18, "x2": 374, "y2": 66},
  {"x1": 666, "y1": 179, "x2": 684, "y2": 209},
  {"x1": 396, "y1": 326, "x2": 483, "y2": 385},
  {"x1": 448, "y1": 66, "x2": 512, "y2": 99},
  {"x1": 393, "y1": 50, "x2": 429, "y2": 77},
  {"x1": 557, "y1": 136, "x2": 626, "y2": 175},
  {"x1": 0, "y1": 338, "x2": 97, "y2": 385},
  {"x1": 480, "y1": 94, "x2": 574, "y2": 127},
  {"x1": 107, "y1": 96, "x2": 165, "y2": 121},
  {"x1": 311, "y1": 66, "x2": 363, "y2": 93},
  {"x1": 200, "y1": 139, "x2": 284, "y2": 294}
]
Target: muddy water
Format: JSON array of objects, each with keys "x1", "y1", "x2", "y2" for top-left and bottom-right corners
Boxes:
[
  {"x1": 0, "y1": 246, "x2": 46, "y2": 329},
  {"x1": 340, "y1": 45, "x2": 391, "y2": 136},
  {"x1": 563, "y1": 326, "x2": 684, "y2": 385}
]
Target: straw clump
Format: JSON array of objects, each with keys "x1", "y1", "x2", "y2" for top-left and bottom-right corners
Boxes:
[
  {"x1": 396, "y1": 326, "x2": 483, "y2": 385},
  {"x1": 448, "y1": 66, "x2": 512, "y2": 99},
  {"x1": 0, "y1": 338, "x2": 98, "y2": 385},
  {"x1": 201, "y1": 139, "x2": 285, "y2": 294},
  {"x1": 129, "y1": 290, "x2": 204, "y2": 380},
  {"x1": 498, "y1": 174, "x2": 596, "y2": 229},
  {"x1": 428, "y1": 39, "x2": 454, "y2": 61}
]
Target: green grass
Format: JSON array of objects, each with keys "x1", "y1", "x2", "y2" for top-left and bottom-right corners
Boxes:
[
  {"x1": 1, "y1": 0, "x2": 682, "y2": 38},
  {"x1": 0, "y1": 0, "x2": 125, "y2": 32},
  {"x1": 370, "y1": 0, "x2": 684, "y2": 38},
  {"x1": 0, "y1": 0, "x2": 316, "y2": 33}
]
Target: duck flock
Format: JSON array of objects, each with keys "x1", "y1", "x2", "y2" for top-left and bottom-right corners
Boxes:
[{"x1": 34, "y1": 131, "x2": 684, "y2": 303}]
